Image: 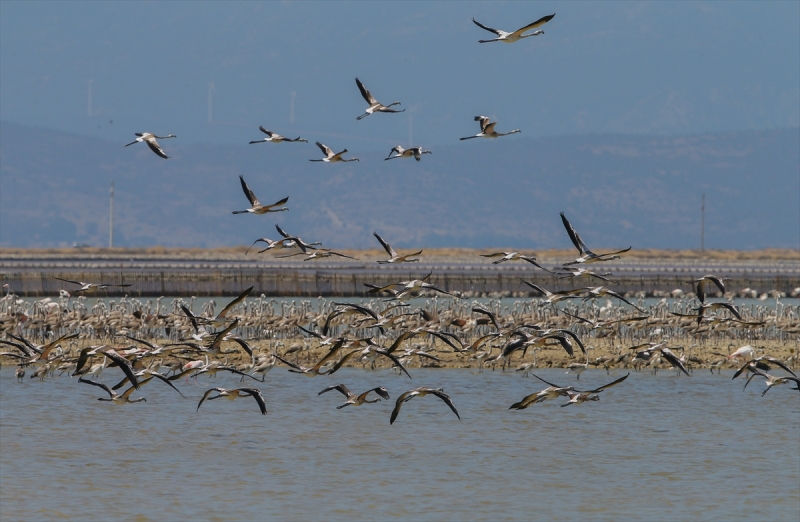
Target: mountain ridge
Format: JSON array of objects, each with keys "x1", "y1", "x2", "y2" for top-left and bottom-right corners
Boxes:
[{"x1": 1, "y1": 121, "x2": 797, "y2": 250}]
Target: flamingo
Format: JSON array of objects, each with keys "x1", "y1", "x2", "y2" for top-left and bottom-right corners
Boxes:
[
  {"x1": 373, "y1": 232, "x2": 422, "y2": 264},
  {"x1": 385, "y1": 146, "x2": 432, "y2": 161},
  {"x1": 318, "y1": 384, "x2": 390, "y2": 409},
  {"x1": 355, "y1": 77, "x2": 405, "y2": 120},
  {"x1": 231, "y1": 176, "x2": 288, "y2": 215},
  {"x1": 249, "y1": 125, "x2": 307, "y2": 144},
  {"x1": 390, "y1": 387, "x2": 460, "y2": 424},
  {"x1": 472, "y1": 14, "x2": 555, "y2": 43},
  {"x1": 197, "y1": 387, "x2": 267, "y2": 414},
  {"x1": 460, "y1": 116, "x2": 520, "y2": 140},
  {"x1": 309, "y1": 142, "x2": 359, "y2": 163},
  {"x1": 124, "y1": 132, "x2": 176, "y2": 159}
]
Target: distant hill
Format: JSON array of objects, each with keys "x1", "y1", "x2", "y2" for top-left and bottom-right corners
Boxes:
[{"x1": 1, "y1": 121, "x2": 797, "y2": 250}]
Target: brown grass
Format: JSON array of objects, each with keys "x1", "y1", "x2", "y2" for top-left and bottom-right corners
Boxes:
[{"x1": 1, "y1": 246, "x2": 797, "y2": 261}]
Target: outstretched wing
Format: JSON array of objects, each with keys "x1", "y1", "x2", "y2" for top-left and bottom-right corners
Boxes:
[
  {"x1": 585, "y1": 372, "x2": 631, "y2": 393},
  {"x1": 763, "y1": 356, "x2": 797, "y2": 378},
  {"x1": 373, "y1": 232, "x2": 396, "y2": 257},
  {"x1": 355, "y1": 77, "x2": 377, "y2": 105},
  {"x1": 143, "y1": 370, "x2": 186, "y2": 397},
  {"x1": 180, "y1": 304, "x2": 200, "y2": 332},
  {"x1": 207, "y1": 319, "x2": 240, "y2": 351},
  {"x1": 259, "y1": 126, "x2": 274, "y2": 137},
  {"x1": 271, "y1": 354, "x2": 305, "y2": 372},
  {"x1": 368, "y1": 386, "x2": 391, "y2": 401},
  {"x1": 216, "y1": 286, "x2": 253, "y2": 319},
  {"x1": 315, "y1": 141, "x2": 334, "y2": 157},
  {"x1": 227, "y1": 336, "x2": 254, "y2": 358},
  {"x1": 474, "y1": 115, "x2": 490, "y2": 132},
  {"x1": 660, "y1": 348, "x2": 690, "y2": 377},
  {"x1": 375, "y1": 349, "x2": 412, "y2": 379},
  {"x1": 54, "y1": 277, "x2": 84, "y2": 286},
  {"x1": 146, "y1": 138, "x2": 169, "y2": 159},
  {"x1": 275, "y1": 224, "x2": 291, "y2": 238},
  {"x1": 390, "y1": 390, "x2": 415, "y2": 424},
  {"x1": 102, "y1": 349, "x2": 140, "y2": 389},
  {"x1": 333, "y1": 302, "x2": 380, "y2": 321},
  {"x1": 511, "y1": 13, "x2": 555, "y2": 36},
  {"x1": 606, "y1": 289, "x2": 647, "y2": 313},
  {"x1": 197, "y1": 387, "x2": 224, "y2": 411},
  {"x1": 324, "y1": 349, "x2": 359, "y2": 376},
  {"x1": 522, "y1": 280, "x2": 552, "y2": 297},
  {"x1": 319, "y1": 383, "x2": 352, "y2": 398},
  {"x1": 429, "y1": 389, "x2": 461, "y2": 420},
  {"x1": 709, "y1": 302, "x2": 742, "y2": 321},
  {"x1": 520, "y1": 256, "x2": 554, "y2": 273},
  {"x1": 238, "y1": 388, "x2": 267, "y2": 415},
  {"x1": 239, "y1": 176, "x2": 259, "y2": 207},
  {"x1": 705, "y1": 275, "x2": 726, "y2": 296},
  {"x1": 472, "y1": 307, "x2": 500, "y2": 330},
  {"x1": 560, "y1": 212, "x2": 590, "y2": 255},
  {"x1": 530, "y1": 372, "x2": 565, "y2": 389},
  {"x1": 472, "y1": 18, "x2": 502, "y2": 36},
  {"x1": 266, "y1": 196, "x2": 289, "y2": 209},
  {"x1": 78, "y1": 377, "x2": 114, "y2": 397}
]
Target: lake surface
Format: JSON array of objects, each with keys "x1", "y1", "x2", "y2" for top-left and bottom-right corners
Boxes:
[{"x1": 1, "y1": 366, "x2": 798, "y2": 521}]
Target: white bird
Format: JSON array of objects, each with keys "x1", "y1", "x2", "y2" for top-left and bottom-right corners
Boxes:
[
  {"x1": 54, "y1": 278, "x2": 132, "y2": 294},
  {"x1": 522, "y1": 281, "x2": 586, "y2": 304},
  {"x1": 245, "y1": 237, "x2": 293, "y2": 255},
  {"x1": 276, "y1": 241, "x2": 358, "y2": 261},
  {"x1": 728, "y1": 345, "x2": 756, "y2": 362},
  {"x1": 582, "y1": 286, "x2": 647, "y2": 313},
  {"x1": 390, "y1": 387, "x2": 460, "y2": 424},
  {"x1": 744, "y1": 369, "x2": 800, "y2": 396},
  {"x1": 460, "y1": 116, "x2": 520, "y2": 140},
  {"x1": 560, "y1": 212, "x2": 631, "y2": 265},
  {"x1": 385, "y1": 145, "x2": 432, "y2": 161},
  {"x1": 318, "y1": 384, "x2": 390, "y2": 409},
  {"x1": 373, "y1": 232, "x2": 422, "y2": 264},
  {"x1": 249, "y1": 125, "x2": 307, "y2": 144},
  {"x1": 480, "y1": 251, "x2": 552, "y2": 272},
  {"x1": 231, "y1": 175, "x2": 289, "y2": 215},
  {"x1": 197, "y1": 387, "x2": 267, "y2": 414},
  {"x1": 566, "y1": 349, "x2": 591, "y2": 380},
  {"x1": 472, "y1": 14, "x2": 555, "y2": 43},
  {"x1": 355, "y1": 77, "x2": 405, "y2": 120},
  {"x1": 509, "y1": 385, "x2": 573, "y2": 409},
  {"x1": 689, "y1": 275, "x2": 726, "y2": 303},
  {"x1": 557, "y1": 267, "x2": 618, "y2": 284},
  {"x1": 309, "y1": 142, "x2": 359, "y2": 163},
  {"x1": 124, "y1": 132, "x2": 176, "y2": 159},
  {"x1": 79, "y1": 377, "x2": 146, "y2": 404}
]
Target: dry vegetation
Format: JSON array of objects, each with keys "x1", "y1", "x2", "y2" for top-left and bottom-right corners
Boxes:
[{"x1": 2, "y1": 246, "x2": 797, "y2": 262}]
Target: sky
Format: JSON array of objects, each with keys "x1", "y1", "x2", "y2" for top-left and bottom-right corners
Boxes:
[{"x1": 1, "y1": 1, "x2": 798, "y2": 148}]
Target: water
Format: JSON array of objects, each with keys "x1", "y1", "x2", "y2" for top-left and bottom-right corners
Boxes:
[{"x1": 1, "y1": 366, "x2": 798, "y2": 521}]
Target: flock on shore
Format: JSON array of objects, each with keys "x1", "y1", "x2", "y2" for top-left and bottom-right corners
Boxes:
[
  {"x1": 3, "y1": 218, "x2": 798, "y2": 421},
  {"x1": 4, "y1": 12, "x2": 798, "y2": 421}
]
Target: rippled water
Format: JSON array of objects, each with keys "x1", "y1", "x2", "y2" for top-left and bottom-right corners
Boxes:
[{"x1": 1, "y1": 367, "x2": 798, "y2": 521}]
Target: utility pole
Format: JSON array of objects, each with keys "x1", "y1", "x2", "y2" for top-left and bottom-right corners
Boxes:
[
  {"x1": 109, "y1": 180, "x2": 114, "y2": 248},
  {"x1": 700, "y1": 193, "x2": 705, "y2": 252}
]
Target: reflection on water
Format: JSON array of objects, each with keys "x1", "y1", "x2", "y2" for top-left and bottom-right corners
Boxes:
[{"x1": 1, "y1": 367, "x2": 798, "y2": 521}]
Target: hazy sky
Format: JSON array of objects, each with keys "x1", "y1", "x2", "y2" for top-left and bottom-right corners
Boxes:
[{"x1": 1, "y1": 1, "x2": 798, "y2": 148}]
